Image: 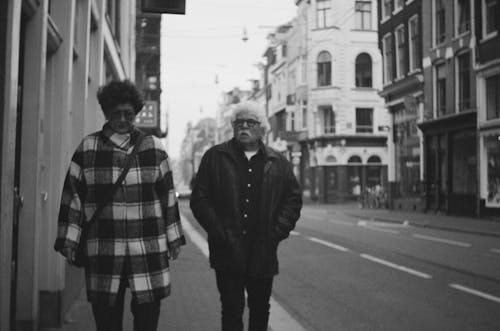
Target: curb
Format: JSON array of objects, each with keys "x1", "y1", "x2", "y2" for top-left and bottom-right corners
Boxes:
[{"x1": 344, "y1": 212, "x2": 500, "y2": 238}]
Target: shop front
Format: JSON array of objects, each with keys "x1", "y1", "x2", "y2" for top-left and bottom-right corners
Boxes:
[{"x1": 479, "y1": 130, "x2": 500, "y2": 216}]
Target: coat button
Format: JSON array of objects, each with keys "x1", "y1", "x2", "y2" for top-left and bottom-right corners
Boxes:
[
  {"x1": 242, "y1": 230, "x2": 247, "y2": 235},
  {"x1": 243, "y1": 214, "x2": 248, "y2": 218},
  {"x1": 247, "y1": 183, "x2": 251, "y2": 188},
  {"x1": 249, "y1": 168, "x2": 252, "y2": 172}
]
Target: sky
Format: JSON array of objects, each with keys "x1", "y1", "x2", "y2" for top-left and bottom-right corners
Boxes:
[{"x1": 160, "y1": 0, "x2": 297, "y2": 159}]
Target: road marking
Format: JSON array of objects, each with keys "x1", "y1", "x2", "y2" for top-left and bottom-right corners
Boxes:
[
  {"x1": 329, "y1": 219, "x2": 355, "y2": 226},
  {"x1": 360, "y1": 224, "x2": 400, "y2": 234},
  {"x1": 449, "y1": 284, "x2": 500, "y2": 304},
  {"x1": 490, "y1": 248, "x2": 500, "y2": 255},
  {"x1": 306, "y1": 236, "x2": 349, "y2": 252},
  {"x1": 180, "y1": 213, "x2": 307, "y2": 331},
  {"x1": 290, "y1": 231, "x2": 301, "y2": 236},
  {"x1": 360, "y1": 254, "x2": 432, "y2": 279},
  {"x1": 358, "y1": 219, "x2": 409, "y2": 228},
  {"x1": 412, "y1": 234, "x2": 471, "y2": 248}
]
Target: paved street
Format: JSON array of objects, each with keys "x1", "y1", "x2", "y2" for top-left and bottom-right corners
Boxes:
[{"x1": 44, "y1": 201, "x2": 500, "y2": 331}]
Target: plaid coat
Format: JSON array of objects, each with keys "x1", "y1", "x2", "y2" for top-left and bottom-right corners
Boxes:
[{"x1": 54, "y1": 124, "x2": 185, "y2": 305}]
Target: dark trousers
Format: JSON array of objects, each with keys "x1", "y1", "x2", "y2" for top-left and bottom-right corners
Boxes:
[
  {"x1": 91, "y1": 275, "x2": 161, "y2": 331},
  {"x1": 215, "y1": 270, "x2": 274, "y2": 331}
]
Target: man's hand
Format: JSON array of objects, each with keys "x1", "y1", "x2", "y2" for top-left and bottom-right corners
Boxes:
[
  {"x1": 61, "y1": 248, "x2": 76, "y2": 265},
  {"x1": 169, "y1": 246, "x2": 181, "y2": 260}
]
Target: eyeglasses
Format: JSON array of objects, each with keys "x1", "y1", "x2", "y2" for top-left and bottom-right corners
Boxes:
[
  {"x1": 233, "y1": 119, "x2": 261, "y2": 128},
  {"x1": 108, "y1": 109, "x2": 136, "y2": 121}
]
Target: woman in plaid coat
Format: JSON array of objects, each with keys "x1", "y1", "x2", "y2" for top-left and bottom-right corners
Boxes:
[{"x1": 54, "y1": 80, "x2": 185, "y2": 331}]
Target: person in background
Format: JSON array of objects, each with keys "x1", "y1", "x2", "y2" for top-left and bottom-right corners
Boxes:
[
  {"x1": 54, "y1": 80, "x2": 185, "y2": 331},
  {"x1": 190, "y1": 101, "x2": 302, "y2": 331}
]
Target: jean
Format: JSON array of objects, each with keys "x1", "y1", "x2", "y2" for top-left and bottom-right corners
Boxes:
[
  {"x1": 91, "y1": 274, "x2": 161, "y2": 331},
  {"x1": 215, "y1": 270, "x2": 274, "y2": 331}
]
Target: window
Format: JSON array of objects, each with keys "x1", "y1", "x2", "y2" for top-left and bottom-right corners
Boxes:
[
  {"x1": 408, "y1": 15, "x2": 421, "y2": 71},
  {"x1": 435, "y1": 0, "x2": 446, "y2": 45},
  {"x1": 483, "y1": 0, "x2": 498, "y2": 37},
  {"x1": 321, "y1": 106, "x2": 335, "y2": 134},
  {"x1": 317, "y1": 0, "x2": 332, "y2": 28},
  {"x1": 382, "y1": 0, "x2": 393, "y2": 20},
  {"x1": 317, "y1": 51, "x2": 332, "y2": 86},
  {"x1": 395, "y1": 0, "x2": 404, "y2": 11},
  {"x1": 355, "y1": 1, "x2": 372, "y2": 30},
  {"x1": 383, "y1": 34, "x2": 394, "y2": 84},
  {"x1": 276, "y1": 110, "x2": 286, "y2": 135},
  {"x1": 486, "y1": 74, "x2": 500, "y2": 120},
  {"x1": 456, "y1": 0, "x2": 470, "y2": 35},
  {"x1": 356, "y1": 108, "x2": 373, "y2": 133},
  {"x1": 290, "y1": 111, "x2": 296, "y2": 131},
  {"x1": 395, "y1": 25, "x2": 407, "y2": 78},
  {"x1": 301, "y1": 100, "x2": 308, "y2": 129},
  {"x1": 355, "y1": 53, "x2": 372, "y2": 87},
  {"x1": 485, "y1": 134, "x2": 500, "y2": 207},
  {"x1": 457, "y1": 52, "x2": 471, "y2": 112},
  {"x1": 435, "y1": 63, "x2": 447, "y2": 116}
]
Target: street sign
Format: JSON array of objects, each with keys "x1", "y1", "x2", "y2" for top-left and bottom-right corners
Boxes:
[
  {"x1": 135, "y1": 101, "x2": 158, "y2": 128},
  {"x1": 141, "y1": 0, "x2": 186, "y2": 14}
]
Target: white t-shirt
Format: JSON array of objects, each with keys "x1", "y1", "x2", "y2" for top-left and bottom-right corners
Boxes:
[{"x1": 244, "y1": 150, "x2": 258, "y2": 160}]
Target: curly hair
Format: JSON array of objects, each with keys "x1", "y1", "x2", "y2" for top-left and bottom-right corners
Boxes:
[{"x1": 96, "y1": 80, "x2": 144, "y2": 114}]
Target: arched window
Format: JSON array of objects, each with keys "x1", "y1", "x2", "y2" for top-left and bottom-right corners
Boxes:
[
  {"x1": 367, "y1": 155, "x2": 382, "y2": 163},
  {"x1": 317, "y1": 51, "x2": 332, "y2": 86},
  {"x1": 355, "y1": 53, "x2": 372, "y2": 87},
  {"x1": 348, "y1": 155, "x2": 363, "y2": 163}
]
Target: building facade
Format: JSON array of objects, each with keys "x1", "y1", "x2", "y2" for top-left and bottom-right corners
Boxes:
[
  {"x1": 288, "y1": 0, "x2": 389, "y2": 203},
  {"x1": 0, "y1": 0, "x2": 137, "y2": 329},
  {"x1": 475, "y1": 0, "x2": 500, "y2": 216},
  {"x1": 378, "y1": 0, "x2": 424, "y2": 211},
  {"x1": 420, "y1": 0, "x2": 478, "y2": 215}
]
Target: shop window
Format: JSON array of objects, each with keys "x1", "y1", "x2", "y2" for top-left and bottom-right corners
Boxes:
[
  {"x1": 486, "y1": 74, "x2": 500, "y2": 120},
  {"x1": 348, "y1": 155, "x2": 362, "y2": 163},
  {"x1": 317, "y1": 51, "x2": 332, "y2": 87},
  {"x1": 355, "y1": 0, "x2": 372, "y2": 30},
  {"x1": 457, "y1": 52, "x2": 471, "y2": 112},
  {"x1": 355, "y1": 53, "x2": 372, "y2": 87},
  {"x1": 348, "y1": 155, "x2": 362, "y2": 195},
  {"x1": 367, "y1": 155, "x2": 382, "y2": 163},
  {"x1": 356, "y1": 108, "x2": 373, "y2": 133},
  {"x1": 451, "y1": 131, "x2": 476, "y2": 194},
  {"x1": 395, "y1": 119, "x2": 421, "y2": 197},
  {"x1": 485, "y1": 134, "x2": 500, "y2": 207}
]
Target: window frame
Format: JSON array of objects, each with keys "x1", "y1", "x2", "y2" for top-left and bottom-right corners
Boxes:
[
  {"x1": 317, "y1": 51, "x2": 332, "y2": 87},
  {"x1": 354, "y1": 0, "x2": 372, "y2": 30},
  {"x1": 486, "y1": 73, "x2": 500, "y2": 120},
  {"x1": 395, "y1": 24, "x2": 407, "y2": 78},
  {"x1": 355, "y1": 108, "x2": 374, "y2": 133},
  {"x1": 301, "y1": 100, "x2": 308, "y2": 129},
  {"x1": 434, "y1": 0, "x2": 446, "y2": 46},
  {"x1": 455, "y1": 0, "x2": 471, "y2": 36},
  {"x1": 382, "y1": 33, "x2": 394, "y2": 84},
  {"x1": 456, "y1": 51, "x2": 471, "y2": 112},
  {"x1": 321, "y1": 105, "x2": 336, "y2": 134},
  {"x1": 435, "y1": 62, "x2": 447, "y2": 116},
  {"x1": 394, "y1": 0, "x2": 404, "y2": 13},
  {"x1": 355, "y1": 53, "x2": 373, "y2": 87},
  {"x1": 408, "y1": 15, "x2": 421, "y2": 72},
  {"x1": 316, "y1": 0, "x2": 332, "y2": 29},
  {"x1": 381, "y1": 0, "x2": 393, "y2": 22},
  {"x1": 482, "y1": 0, "x2": 499, "y2": 40}
]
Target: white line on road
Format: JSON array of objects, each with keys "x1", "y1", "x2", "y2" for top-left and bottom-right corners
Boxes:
[
  {"x1": 412, "y1": 234, "x2": 471, "y2": 248},
  {"x1": 290, "y1": 231, "x2": 301, "y2": 236},
  {"x1": 449, "y1": 284, "x2": 500, "y2": 304},
  {"x1": 180, "y1": 213, "x2": 307, "y2": 331},
  {"x1": 490, "y1": 248, "x2": 500, "y2": 255},
  {"x1": 308, "y1": 215, "x2": 354, "y2": 226},
  {"x1": 306, "y1": 236, "x2": 349, "y2": 252},
  {"x1": 360, "y1": 224, "x2": 400, "y2": 234},
  {"x1": 360, "y1": 254, "x2": 432, "y2": 279}
]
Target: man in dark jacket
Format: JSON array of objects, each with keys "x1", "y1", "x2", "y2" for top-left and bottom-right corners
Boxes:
[{"x1": 190, "y1": 101, "x2": 302, "y2": 331}]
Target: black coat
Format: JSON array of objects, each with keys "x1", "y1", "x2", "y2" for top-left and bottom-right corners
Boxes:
[{"x1": 190, "y1": 139, "x2": 302, "y2": 278}]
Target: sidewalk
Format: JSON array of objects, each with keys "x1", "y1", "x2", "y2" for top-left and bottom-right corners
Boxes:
[
  {"x1": 305, "y1": 203, "x2": 500, "y2": 238},
  {"x1": 42, "y1": 210, "x2": 221, "y2": 331}
]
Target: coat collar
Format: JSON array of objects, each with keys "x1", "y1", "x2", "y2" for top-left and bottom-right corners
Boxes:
[
  {"x1": 100, "y1": 123, "x2": 142, "y2": 150},
  {"x1": 218, "y1": 138, "x2": 280, "y2": 163}
]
